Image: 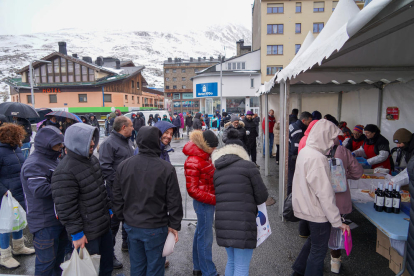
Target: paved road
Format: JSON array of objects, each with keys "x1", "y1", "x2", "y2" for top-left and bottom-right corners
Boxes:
[{"x1": 0, "y1": 134, "x2": 395, "y2": 275}]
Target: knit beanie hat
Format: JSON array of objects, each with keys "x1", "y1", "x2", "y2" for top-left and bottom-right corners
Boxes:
[
  {"x1": 364, "y1": 124, "x2": 379, "y2": 133},
  {"x1": 353, "y1": 125, "x2": 364, "y2": 133},
  {"x1": 203, "y1": 130, "x2": 219, "y2": 148},
  {"x1": 393, "y1": 128, "x2": 412, "y2": 144},
  {"x1": 225, "y1": 129, "x2": 244, "y2": 147},
  {"x1": 246, "y1": 111, "x2": 253, "y2": 115},
  {"x1": 230, "y1": 114, "x2": 239, "y2": 123}
]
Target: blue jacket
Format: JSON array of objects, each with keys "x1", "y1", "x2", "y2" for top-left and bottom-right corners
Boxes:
[
  {"x1": 172, "y1": 116, "x2": 181, "y2": 128},
  {"x1": 20, "y1": 126, "x2": 64, "y2": 233},
  {"x1": 288, "y1": 119, "x2": 307, "y2": 157},
  {"x1": 0, "y1": 142, "x2": 26, "y2": 209},
  {"x1": 134, "y1": 121, "x2": 176, "y2": 163}
]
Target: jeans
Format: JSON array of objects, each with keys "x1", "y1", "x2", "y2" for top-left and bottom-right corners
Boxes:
[
  {"x1": 131, "y1": 130, "x2": 136, "y2": 143},
  {"x1": 225, "y1": 247, "x2": 254, "y2": 276},
  {"x1": 0, "y1": 230, "x2": 23, "y2": 249},
  {"x1": 263, "y1": 133, "x2": 274, "y2": 157},
  {"x1": 193, "y1": 199, "x2": 217, "y2": 276},
  {"x1": 21, "y1": 142, "x2": 31, "y2": 159},
  {"x1": 287, "y1": 156, "x2": 297, "y2": 195},
  {"x1": 84, "y1": 230, "x2": 113, "y2": 276},
  {"x1": 33, "y1": 225, "x2": 70, "y2": 276},
  {"x1": 187, "y1": 126, "x2": 193, "y2": 136},
  {"x1": 124, "y1": 223, "x2": 168, "y2": 276},
  {"x1": 292, "y1": 221, "x2": 332, "y2": 276}
]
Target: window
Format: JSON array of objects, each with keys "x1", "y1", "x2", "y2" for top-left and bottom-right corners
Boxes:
[
  {"x1": 173, "y1": 93, "x2": 180, "y2": 99},
  {"x1": 250, "y1": 78, "x2": 254, "y2": 88},
  {"x1": 166, "y1": 86, "x2": 170, "y2": 89},
  {"x1": 182, "y1": 77, "x2": 186, "y2": 81},
  {"x1": 79, "y1": 94, "x2": 87, "y2": 102},
  {"x1": 104, "y1": 94, "x2": 112, "y2": 102},
  {"x1": 267, "y1": 45, "x2": 283, "y2": 55},
  {"x1": 267, "y1": 24, "x2": 284, "y2": 34},
  {"x1": 137, "y1": 82, "x2": 140, "y2": 89},
  {"x1": 166, "y1": 77, "x2": 170, "y2": 81},
  {"x1": 49, "y1": 94, "x2": 57, "y2": 103},
  {"x1": 267, "y1": 3, "x2": 284, "y2": 13},
  {"x1": 173, "y1": 85, "x2": 177, "y2": 89},
  {"x1": 227, "y1": 63, "x2": 232, "y2": 70},
  {"x1": 125, "y1": 95, "x2": 128, "y2": 100},
  {"x1": 295, "y1": 23, "x2": 301, "y2": 33},
  {"x1": 295, "y1": 44, "x2": 301, "y2": 54},
  {"x1": 132, "y1": 96, "x2": 134, "y2": 101},
  {"x1": 267, "y1": 66, "x2": 283, "y2": 75},
  {"x1": 137, "y1": 97, "x2": 140, "y2": 103},
  {"x1": 313, "y1": 1, "x2": 325, "y2": 12},
  {"x1": 165, "y1": 69, "x2": 170, "y2": 73},
  {"x1": 182, "y1": 85, "x2": 186, "y2": 89},
  {"x1": 332, "y1": 1, "x2": 338, "y2": 11},
  {"x1": 296, "y1": 2, "x2": 302, "y2": 12},
  {"x1": 313, "y1": 23, "x2": 324, "y2": 33},
  {"x1": 27, "y1": 95, "x2": 32, "y2": 104},
  {"x1": 173, "y1": 77, "x2": 177, "y2": 81},
  {"x1": 237, "y1": 63, "x2": 241, "y2": 69},
  {"x1": 173, "y1": 69, "x2": 177, "y2": 73},
  {"x1": 181, "y1": 69, "x2": 186, "y2": 73},
  {"x1": 131, "y1": 80, "x2": 134, "y2": 88}
]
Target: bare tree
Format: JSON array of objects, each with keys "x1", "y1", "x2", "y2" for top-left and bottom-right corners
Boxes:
[{"x1": 0, "y1": 90, "x2": 9, "y2": 103}]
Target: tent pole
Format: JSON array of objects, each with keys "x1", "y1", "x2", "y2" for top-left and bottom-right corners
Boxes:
[
  {"x1": 377, "y1": 86, "x2": 383, "y2": 127},
  {"x1": 279, "y1": 80, "x2": 286, "y2": 218},
  {"x1": 265, "y1": 93, "x2": 269, "y2": 176},
  {"x1": 284, "y1": 80, "x2": 291, "y2": 200},
  {"x1": 338, "y1": 91, "x2": 343, "y2": 122}
]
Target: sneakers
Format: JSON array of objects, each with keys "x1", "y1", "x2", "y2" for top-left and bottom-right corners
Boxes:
[
  {"x1": 113, "y1": 256, "x2": 123, "y2": 269},
  {"x1": 0, "y1": 246, "x2": 20, "y2": 269},
  {"x1": 11, "y1": 237, "x2": 35, "y2": 256},
  {"x1": 121, "y1": 240, "x2": 128, "y2": 251},
  {"x1": 331, "y1": 256, "x2": 341, "y2": 273}
]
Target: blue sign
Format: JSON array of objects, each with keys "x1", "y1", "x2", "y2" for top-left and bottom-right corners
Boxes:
[{"x1": 196, "y1": 82, "x2": 218, "y2": 97}]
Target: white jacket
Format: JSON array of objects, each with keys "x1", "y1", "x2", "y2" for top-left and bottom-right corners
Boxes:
[{"x1": 292, "y1": 119, "x2": 342, "y2": 228}]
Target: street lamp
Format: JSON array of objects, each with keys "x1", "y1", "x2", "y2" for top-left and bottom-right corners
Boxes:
[{"x1": 29, "y1": 59, "x2": 51, "y2": 108}]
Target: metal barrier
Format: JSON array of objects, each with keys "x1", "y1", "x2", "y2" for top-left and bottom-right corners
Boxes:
[{"x1": 172, "y1": 163, "x2": 197, "y2": 226}]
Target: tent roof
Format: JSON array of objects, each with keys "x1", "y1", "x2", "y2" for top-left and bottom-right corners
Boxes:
[{"x1": 258, "y1": 0, "x2": 414, "y2": 94}]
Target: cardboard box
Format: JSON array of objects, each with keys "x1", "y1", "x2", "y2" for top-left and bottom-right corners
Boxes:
[
  {"x1": 376, "y1": 228, "x2": 391, "y2": 260},
  {"x1": 389, "y1": 248, "x2": 410, "y2": 276}
]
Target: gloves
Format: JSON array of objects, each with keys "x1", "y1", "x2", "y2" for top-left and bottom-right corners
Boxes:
[
  {"x1": 351, "y1": 152, "x2": 356, "y2": 157},
  {"x1": 360, "y1": 158, "x2": 370, "y2": 167},
  {"x1": 246, "y1": 130, "x2": 250, "y2": 135}
]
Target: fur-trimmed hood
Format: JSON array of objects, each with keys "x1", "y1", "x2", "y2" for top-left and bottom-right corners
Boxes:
[
  {"x1": 183, "y1": 130, "x2": 212, "y2": 160},
  {"x1": 224, "y1": 121, "x2": 245, "y2": 129},
  {"x1": 212, "y1": 144, "x2": 250, "y2": 169}
]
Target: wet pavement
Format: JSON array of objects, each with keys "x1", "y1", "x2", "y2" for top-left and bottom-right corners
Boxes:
[{"x1": 0, "y1": 134, "x2": 395, "y2": 275}]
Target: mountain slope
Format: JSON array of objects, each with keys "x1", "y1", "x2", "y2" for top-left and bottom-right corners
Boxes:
[{"x1": 0, "y1": 24, "x2": 251, "y2": 100}]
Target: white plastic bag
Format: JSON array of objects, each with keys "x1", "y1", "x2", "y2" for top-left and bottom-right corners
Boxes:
[
  {"x1": 390, "y1": 168, "x2": 409, "y2": 187},
  {"x1": 0, "y1": 192, "x2": 27, "y2": 234},
  {"x1": 61, "y1": 248, "x2": 100, "y2": 276},
  {"x1": 328, "y1": 227, "x2": 345, "y2": 250},
  {"x1": 256, "y1": 203, "x2": 272, "y2": 247}
]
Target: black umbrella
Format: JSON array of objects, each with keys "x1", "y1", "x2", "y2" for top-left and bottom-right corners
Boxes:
[
  {"x1": 45, "y1": 111, "x2": 81, "y2": 122},
  {"x1": 0, "y1": 102, "x2": 39, "y2": 118}
]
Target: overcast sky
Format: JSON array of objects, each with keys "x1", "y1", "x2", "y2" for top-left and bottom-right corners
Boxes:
[{"x1": 0, "y1": 0, "x2": 253, "y2": 35}]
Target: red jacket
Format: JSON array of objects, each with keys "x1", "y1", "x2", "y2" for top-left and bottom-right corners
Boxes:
[
  {"x1": 262, "y1": 115, "x2": 276, "y2": 133},
  {"x1": 183, "y1": 131, "x2": 216, "y2": 205}
]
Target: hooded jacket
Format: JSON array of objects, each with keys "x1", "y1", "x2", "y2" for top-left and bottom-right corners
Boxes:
[
  {"x1": 148, "y1": 114, "x2": 157, "y2": 126},
  {"x1": 134, "y1": 121, "x2": 176, "y2": 163},
  {"x1": 99, "y1": 130, "x2": 134, "y2": 199},
  {"x1": 243, "y1": 117, "x2": 259, "y2": 146},
  {"x1": 172, "y1": 115, "x2": 181, "y2": 128},
  {"x1": 222, "y1": 121, "x2": 247, "y2": 148},
  {"x1": 185, "y1": 114, "x2": 193, "y2": 127},
  {"x1": 179, "y1": 113, "x2": 184, "y2": 129},
  {"x1": 221, "y1": 113, "x2": 231, "y2": 128},
  {"x1": 154, "y1": 114, "x2": 160, "y2": 122},
  {"x1": 21, "y1": 126, "x2": 64, "y2": 233},
  {"x1": 133, "y1": 112, "x2": 145, "y2": 132},
  {"x1": 193, "y1": 113, "x2": 203, "y2": 130},
  {"x1": 51, "y1": 123, "x2": 111, "y2": 241},
  {"x1": 89, "y1": 113, "x2": 100, "y2": 129},
  {"x1": 212, "y1": 144, "x2": 268, "y2": 249},
  {"x1": 211, "y1": 117, "x2": 219, "y2": 129},
  {"x1": 183, "y1": 131, "x2": 216, "y2": 205},
  {"x1": 17, "y1": 118, "x2": 32, "y2": 143},
  {"x1": 0, "y1": 141, "x2": 26, "y2": 208},
  {"x1": 112, "y1": 126, "x2": 183, "y2": 231},
  {"x1": 292, "y1": 119, "x2": 342, "y2": 227}
]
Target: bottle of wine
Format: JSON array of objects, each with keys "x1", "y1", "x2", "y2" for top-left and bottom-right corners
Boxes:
[
  {"x1": 384, "y1": 184, "x2": 393, "y2": 213},
  {"x1": 374, "y1": 183, "x2": 380, "y2": 209},
  {"x1": 376, "y1": 183, "x2": 384, "y2": 212},
  {"x1": 393, "y1": 185, "x2": 401, "y2": 214}
]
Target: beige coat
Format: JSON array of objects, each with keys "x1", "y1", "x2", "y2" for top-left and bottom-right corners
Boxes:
[
  {"x1": 273, "y1": 121, "x2": 280, "y2": 145},
  {"x1": 292, "y1": 119, "x2": 342, "y2": 228}
]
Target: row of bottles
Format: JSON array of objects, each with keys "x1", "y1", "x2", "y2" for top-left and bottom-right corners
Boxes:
[{"x1": 374, "y1": 183, "x2": 401, "y2": 214}]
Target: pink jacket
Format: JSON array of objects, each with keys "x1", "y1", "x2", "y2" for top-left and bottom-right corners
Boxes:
[
  {"x1": 179, "y1": 113, "x2": 184, "y2": 129},
  {"x1": 298, "y1": 120, "x2": 318, "y2": 154}
]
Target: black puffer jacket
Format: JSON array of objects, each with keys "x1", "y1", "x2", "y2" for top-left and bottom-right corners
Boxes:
[
  {"x1": 222, "y1": 121, "x2": 248, "y2": 148},
  {"x1": 193, "y1": 113, "x2": 203, "y2": 130},
  {"x1": 243, "y1": 117, "x2": 259, "y2": 147},
  {"x1": 51, "y1": 123, "x2": 111, "y2": 241},
  {"x1": 133, "y1": 113, "x2": 145, "y2": 132},
  {"x1": 211, "y1": 144, "x2": 268, "y2": 249},
  {"x1": 407, "y1": 154, "x2": 414, "y2": 275},
  {"x1": 185, "y1": 115, "x2": 193, "y2": 127}
]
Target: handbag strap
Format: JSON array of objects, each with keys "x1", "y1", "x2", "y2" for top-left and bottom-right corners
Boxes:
[{"x1": 328, "y1": 145, "x2": 339, "y2": 166}]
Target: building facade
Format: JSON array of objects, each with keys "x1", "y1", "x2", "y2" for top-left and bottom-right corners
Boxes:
[
  {"x1": 192, "y1": 49, "x2": 261, "y2": 116},
  {"x1": 163, "y1": 57, "x2": 221, "y2": 115},
  {"x1": 252, "y1": 0, "x2": 350, "y2": 84},
  {"x1": 5, "y1": 42, "x2": 163, "y2": 117}
]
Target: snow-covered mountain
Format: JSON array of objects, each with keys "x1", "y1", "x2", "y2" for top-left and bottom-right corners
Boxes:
[{"x1": 0, "y1": 24, "x2": 251, "y2": 97}]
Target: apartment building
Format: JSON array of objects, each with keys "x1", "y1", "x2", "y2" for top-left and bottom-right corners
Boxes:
[
  {"x1": 163, "y1": 57, "x2": 221, "y2": 115},
  {"x1": 252, "y1": 0, "x2": 365, "y2": 84}
]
